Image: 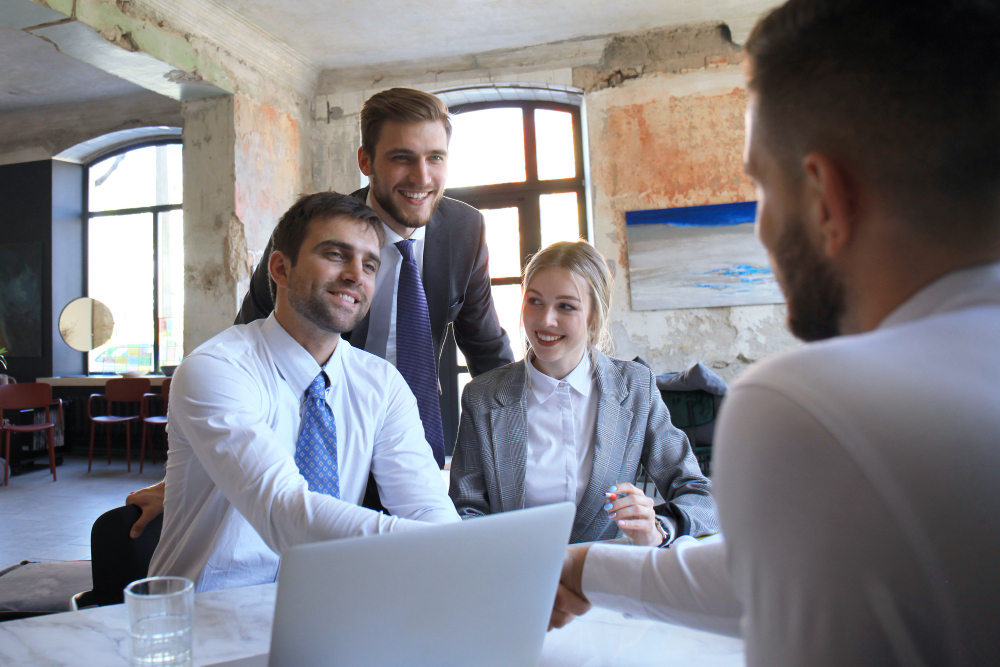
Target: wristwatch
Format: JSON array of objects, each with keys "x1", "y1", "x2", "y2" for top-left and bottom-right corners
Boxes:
[{"x1": 654, "y1": 517, "x2": 670, "y2": 547}]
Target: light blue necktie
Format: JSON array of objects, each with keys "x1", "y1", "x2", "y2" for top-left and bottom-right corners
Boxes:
[
  {"x1": 394, "y1": 239, "x2": 445, "y2": 468},
  {"x1": 294, "y1": 372, "x2": 340, "y2": 497}
]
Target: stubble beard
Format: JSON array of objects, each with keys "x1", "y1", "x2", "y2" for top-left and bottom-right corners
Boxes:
[
  {"x1": 773, "y1": 219, "x2": 846, "y2": 342},
  {"x1": 369, "y1": 172, "x2": 444, "y2": 230},
  {"x1": 287, "y1": 280, "x2": 368, "y2": 335}
]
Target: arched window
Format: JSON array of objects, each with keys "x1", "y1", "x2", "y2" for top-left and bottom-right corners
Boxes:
[
  {"x1": 85, "y1": 142, "x2": 183, "y2": 374},
  {"x1": 439, "y1": 98, "x2": 588, "y2": 448}
]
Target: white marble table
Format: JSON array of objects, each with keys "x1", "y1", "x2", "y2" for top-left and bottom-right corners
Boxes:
[{"x1": 0, "y1": 583, "x2": 744, "y2": 666}]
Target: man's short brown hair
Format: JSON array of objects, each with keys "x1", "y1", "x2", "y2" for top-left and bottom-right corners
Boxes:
[
  {"x1": 360, "y1": 88, "x2": 452, "y2": 157},
  {"x1": 746, "y1": 0, "x2": 1000, "y2": 245},
  {"x1": 268, "y1": 192, "x2": 385, "y2": 301}
]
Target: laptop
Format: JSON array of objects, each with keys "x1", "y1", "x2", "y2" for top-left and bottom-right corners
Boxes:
[{"x1": 212, "y1": 502, "x2": 575, "y2": 666}]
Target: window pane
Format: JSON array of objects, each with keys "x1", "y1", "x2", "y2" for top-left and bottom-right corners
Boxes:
[
  {"x1": 89, "y1": 144, "x2": 182, "y2": 212},
  {"x1": 454, "y1": 281, "x2": 526, "y2": 369},
  {"x1": 447, "y1": 108, "x2": 526, "y2": 188},
  {"x1": 158, "y1": 210, "x2": 185, "y2": 367},
  {"x1": 491, "y1": 283, "x2": 526, "y2": 361},
  {"x1": 482, "y1": 207, "x2": 521, "y2": 279},
  {"x1": 539, "y1": 192, "x2": 581, "y2": 248},
  {"x1": 88, "y1": 214, "x2": 154, "y2": 373},
  {"x1": 535, "y1": 109, "x2": 576, "y2": 181}
]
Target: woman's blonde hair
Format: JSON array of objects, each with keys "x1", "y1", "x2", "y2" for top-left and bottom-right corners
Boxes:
[{"x1": 522, "y1": 240, "x2": 614, "y2": 355}]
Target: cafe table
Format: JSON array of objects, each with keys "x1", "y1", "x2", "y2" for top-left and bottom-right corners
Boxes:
[{"x1": 0, "y1": 582, "x2": 744, "y2": 665}]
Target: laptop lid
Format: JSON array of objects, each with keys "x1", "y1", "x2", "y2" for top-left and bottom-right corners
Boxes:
[{"x1": 267, "y1": 502, "x2": 575, "y2": 667}]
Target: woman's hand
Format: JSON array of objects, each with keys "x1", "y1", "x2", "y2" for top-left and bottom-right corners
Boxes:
[{"x1": 604, "y1": 482, "x2": 663, "y2": 546}]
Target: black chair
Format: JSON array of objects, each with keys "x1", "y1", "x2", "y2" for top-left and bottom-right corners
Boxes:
[{"x1": 72, "y1": 505, "x2": 163, "y2": 608}]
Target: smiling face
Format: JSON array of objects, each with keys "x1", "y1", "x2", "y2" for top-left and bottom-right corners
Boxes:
[
  {"x1": 521, "y1": 266, "x2": 593, "y2": 379},
  {"x1": 359, "y1": 119, "x2": 448, "y2": 237},
  {"x1": 745, "y1": 93, "x2": 845, "y2": 341},
  {"x1": 278, "y1": 215, "x2": 381, "y2": 339}
]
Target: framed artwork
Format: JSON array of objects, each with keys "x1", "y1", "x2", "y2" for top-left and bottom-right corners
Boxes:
[
  {"x1": 625, "y1": 202, "x2": 784, "y2": 311},
  {"x1": 0, "y1": 242, "x2": 43, "y2": 357}
]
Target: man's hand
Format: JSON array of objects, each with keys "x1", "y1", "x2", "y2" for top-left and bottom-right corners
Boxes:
[
  {"x1": 126, "y1": 480, "x2": 167, "y2": 538},
  {"x1": 549, "y1": 545, "x2": 592, "y2": 630}
]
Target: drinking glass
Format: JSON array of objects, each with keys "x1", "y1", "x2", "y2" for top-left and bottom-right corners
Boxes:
[{"x1": 125, "y1": 576, "x2": 194, "y2": 666}]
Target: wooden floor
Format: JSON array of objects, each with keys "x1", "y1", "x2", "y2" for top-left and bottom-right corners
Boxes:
[{"x1": 0, "y1": 453, "x2": 165, "y2": 567}]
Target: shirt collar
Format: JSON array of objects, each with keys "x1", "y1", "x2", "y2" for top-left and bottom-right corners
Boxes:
[
  {"x1": 878, "y1": 261, "x2": 1000, "y2": 331},
  {"x1": 526, "y1": 351, "x2": 593, "y2": 403},
  {"x1": 365, "y1": 189, "x2": 427, "y2": 248},
  {"x1": 260, "y1": 313, "x2": 347, "y2": 399}
]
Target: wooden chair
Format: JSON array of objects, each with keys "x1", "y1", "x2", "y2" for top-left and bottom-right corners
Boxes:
[
  {"x1": 139, "y1": 378, "x2": 171, "y2": 472},
  {"x1": 87, "y1": 378, "x2": 150, "y2": 472},
  {"x1": 0, "y1": 383, "x2": 62, "y2": 486}
]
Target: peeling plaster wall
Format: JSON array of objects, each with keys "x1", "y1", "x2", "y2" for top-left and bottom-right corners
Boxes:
[
  {"x1": 585, "y1": 66, "x2": 798, "y2": 381},
  {"x1": 27, "y1": 0, "x2": 311, "y2": 351},
  {"x1": 234, "y1": 92, "x2": 305, "y2": 272},
  {"x1": 182, "y1": 95, "x2": 238, "y2": 351}
]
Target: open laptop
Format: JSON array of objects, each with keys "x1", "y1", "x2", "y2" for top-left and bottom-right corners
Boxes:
[{"x1": 212, "y1": 502, "x2": 575, "y2": 666}]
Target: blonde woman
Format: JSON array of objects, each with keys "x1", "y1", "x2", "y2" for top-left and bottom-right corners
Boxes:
[{"x1": 449, "y1": 241, "x2": 718, "y2": 545}]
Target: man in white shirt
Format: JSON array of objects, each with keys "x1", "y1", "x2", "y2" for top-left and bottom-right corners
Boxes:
[
  {"x1": 126, "y1": 88, "x2": 513, "y2": 537},
  {"x1": 551, "y1": 1, "x2": 1000, "y2": 665},
  {"x1": 149, "y1": 192, "x2": 459, "y2": 592}
]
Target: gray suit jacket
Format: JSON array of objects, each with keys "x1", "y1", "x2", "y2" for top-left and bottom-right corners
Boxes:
[
  {"x1": 449, "y1": 352, "x2": 719, "y2": 543},
  {"x1": 235, "y1": 187, "x2": 514, "y2": 376}
]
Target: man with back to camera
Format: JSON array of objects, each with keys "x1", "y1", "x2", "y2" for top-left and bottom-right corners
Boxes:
[
  {"x1": 551, "y1": 0, "x2": 1000, "y2": 664},
  {"x1": 127, "y1": 88, "x2": 514, "y2": 535},
  {"x1": 148, "y1": 192, "x2": 459, "y2": 592}
]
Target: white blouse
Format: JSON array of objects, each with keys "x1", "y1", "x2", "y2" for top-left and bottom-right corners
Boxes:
[{"x1": 522, "y1": 353, "x2": 599, "y2": 508}]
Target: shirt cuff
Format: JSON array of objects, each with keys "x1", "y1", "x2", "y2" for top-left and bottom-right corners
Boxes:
[{"x1": 581, "y1": 543, "x2": 654, "y2": 619}]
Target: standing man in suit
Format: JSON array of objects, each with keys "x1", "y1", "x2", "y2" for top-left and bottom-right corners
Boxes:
[
  {"x1": 127, "y1": 87, "x2": 514, "y2": 537},
  {"x1": 237, "y1": 88, "x2": 514, "y2": 466}
]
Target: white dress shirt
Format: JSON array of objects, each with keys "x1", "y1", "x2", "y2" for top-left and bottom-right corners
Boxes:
[
  {"x1": 149, "y1": 314, "x2": 458, "y2": 592},
  {"x1": 581, "y1": 262, "x2": 1000, "y2": 665},
  {"x1": 523, "y1": 353, "x2": 598, "y2": 508},
  {"x1": 363, "y1": 190, "x2": 426, "y2": 365}
]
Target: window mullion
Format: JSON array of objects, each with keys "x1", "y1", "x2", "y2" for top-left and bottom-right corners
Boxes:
[
  {"x1": 152, "y1": 211, "x2": 160, "y2": 374},
  {"x1": 523, "y1": 103, "x2": 539, "y2": 184}
]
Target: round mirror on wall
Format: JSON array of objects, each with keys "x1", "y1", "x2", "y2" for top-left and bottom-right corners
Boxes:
[{"x1": 59, "y1": 297, "x2": 114, "y2": 351}]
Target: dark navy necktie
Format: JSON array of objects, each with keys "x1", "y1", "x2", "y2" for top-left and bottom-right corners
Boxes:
[
  {"x1": 394, "y1": 238, "x2": 445, "y2": 468},
  {"x1": 294, "y1": 372, "x2": 340, "y2": 497}
]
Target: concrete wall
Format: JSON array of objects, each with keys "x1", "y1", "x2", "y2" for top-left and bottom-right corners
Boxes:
[{"x1": 308, "y1": 22, "x2": 798, "y2": 381}]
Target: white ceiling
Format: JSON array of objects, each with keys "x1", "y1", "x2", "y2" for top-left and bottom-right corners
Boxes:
[
  {"x1": 0, "y1": 0, "x2": 777, "y2": 123},
  {"x1": 216, "y1": 0, "x2": 776, "y2": 69}
]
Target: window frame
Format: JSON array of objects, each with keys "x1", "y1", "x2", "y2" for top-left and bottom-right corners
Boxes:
[
  {"x1": 439, "y1": 101, "x2": 587, "y2": 452},
  {"x1": 83, "y1": 139, "x2": 183, "y2": 375}
]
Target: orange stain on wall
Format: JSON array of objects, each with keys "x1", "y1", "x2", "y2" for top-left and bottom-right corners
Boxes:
[
  {"x1": 597, "y1": 88, "x2": 754, "y2": 206},
  {"x1": 234, "y1": 95, "x2": 301, "y2": 243},
  {"x1": 593, "y1": 87, "x2": 756, "y2": 273}
]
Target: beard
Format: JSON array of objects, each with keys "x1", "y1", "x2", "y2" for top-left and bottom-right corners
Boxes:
[
  {"x1": 369, "y1": 172, "x2": 444, "y2": 229},
  {"x1": 287, "y1": 279, "x2": 369, "y2": 335},
  {"x1": 772, "y1": 219, "x2": 846, "y2": 342}
]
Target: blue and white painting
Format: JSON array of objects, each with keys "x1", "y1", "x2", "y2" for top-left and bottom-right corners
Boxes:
[{"x1": 625, "y1": 202, "x2": 784, "y2": 311}]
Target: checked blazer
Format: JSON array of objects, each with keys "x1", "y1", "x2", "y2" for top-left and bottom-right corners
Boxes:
[{"x1": 449, "y1": 351, "x2": 719, "y2": 543}]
